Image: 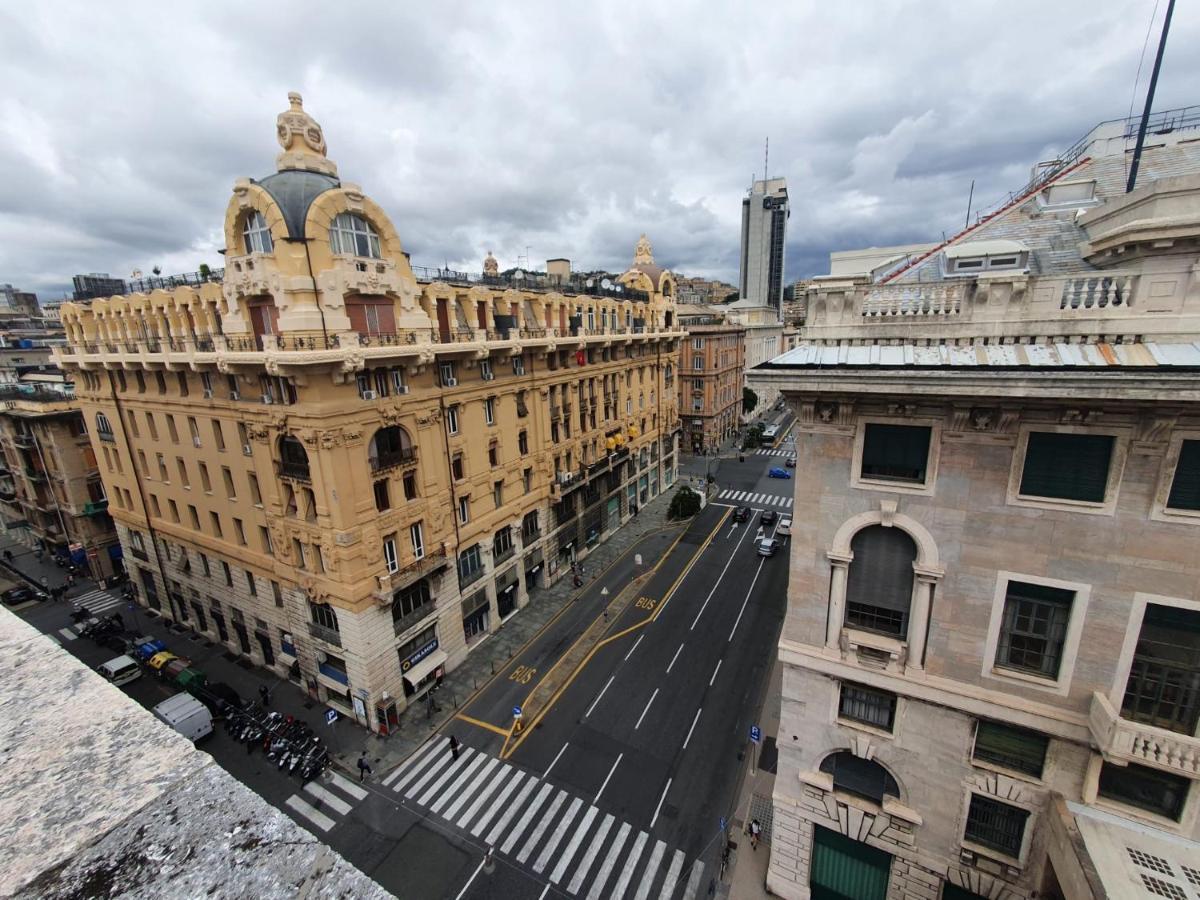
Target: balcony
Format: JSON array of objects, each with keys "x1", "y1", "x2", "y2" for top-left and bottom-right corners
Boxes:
[
  {"x1": 392, "y1": 607, "x2": 435, "y2": 638},
  {"x1": 307, "y1": 621, "x2": 343, "y2": 648},
  {"x1": 277, "y1": 460, "x2": 312, "y2": 483},
  {"x1": 11, "y1": 434, "x2": 36, "y2": 450},
  {"x1": 370, "y1": 447, "x2": 417, "y2": 474},
  {"x1": 24, "y1": 467, "x2": 47, "y2": 483},
  {"x1": 862, "y1": 284, "x2": 965, "y2": 318},
  {"x1": 1089, "y1": 692, "x2": 1200, "y2": 778}
]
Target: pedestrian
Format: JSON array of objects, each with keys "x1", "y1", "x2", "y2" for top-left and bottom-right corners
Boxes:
[
  {"x1": 357, "y1": 752, "x2": 372, "y2": 782},
  {"x1": 448, "y1": 734, "x2": 460, "y2": 761},
  {"x1": 258, "y1": 684, "x2": 270, "y2": 707},
  {"x1": 40, "y1": 576, "x2": 48, "y2": 591},
  {"x1": 750, "y1": 818, "x2": 762, "y2": 851},
  {"x1": 2, "y1": 549, "x2": 11, "y2": 563},
  {"x1": 67, "y1": 573, "x2": 76, "y2": 589}
]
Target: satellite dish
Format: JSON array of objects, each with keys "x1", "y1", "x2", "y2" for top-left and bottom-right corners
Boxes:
[
  {"x1": 600, "y1": 278, "x2": 612, "y2": 290},
  {"x1": 513, "y1": 269, "x2": 525, "y2": 280},
  {"x1": 585, "y1": 278, "x2": 594, "y2": 288}
]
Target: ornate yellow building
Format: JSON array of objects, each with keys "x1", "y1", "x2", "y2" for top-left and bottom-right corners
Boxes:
[{"x1": 55, "y1": 94, "x2": 682, "y2": 732}]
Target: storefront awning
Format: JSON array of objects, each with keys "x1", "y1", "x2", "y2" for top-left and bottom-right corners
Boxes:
[{"x1": 402, "y1": 648, "x2": 447, "y2": 689}]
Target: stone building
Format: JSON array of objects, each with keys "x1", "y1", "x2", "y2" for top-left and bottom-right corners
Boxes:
[
  {"x1": 54, "y1": 93, "x2": 682, "y2": 734},
  {"x1": 750, "y1": 107, "x2": 1200, "y2": 899},
  {"x1": 0, "y1": 385, "x2": 119, "y2": 578},
  {"x1": 676, "y1": 308, "x2": 745, "y2": 451}
]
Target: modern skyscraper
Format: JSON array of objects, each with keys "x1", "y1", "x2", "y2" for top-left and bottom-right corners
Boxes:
[{"x1": 738, "y1": 177, "x2": 789, "y2": 314}]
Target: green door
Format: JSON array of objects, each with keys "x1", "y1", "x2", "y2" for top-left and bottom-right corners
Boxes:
[
  {"x1": 810, "y1": 826, "x2": 892, "y2": 900},
  {"x1": 942, "y1": 885, "x2": 988, "y2": 900}
]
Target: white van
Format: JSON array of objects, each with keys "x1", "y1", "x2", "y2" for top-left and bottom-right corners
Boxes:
[
  {"x1": 153, "y1": 693, "x2": 214, "y2": 742},
  {"x1": 98, "y1": 654, "x2": 142, "y2": 687}
]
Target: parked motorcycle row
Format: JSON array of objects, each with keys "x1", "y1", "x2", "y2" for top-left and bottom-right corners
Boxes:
[{"x1": 73, "y1": 605, "x2": 329, "y2": 784}]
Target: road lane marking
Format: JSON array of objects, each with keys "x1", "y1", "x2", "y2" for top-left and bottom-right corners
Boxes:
[
  {"x1": 472, "y1": 770, "x2": 526, "y2": 836},
  {"x1": 326, "y1": 770, "x2": 368, "y2": 800},
  {"x1": 537, "y1": 885, "x2": 551, "y2": 900},
  {"x1": 303, "y1": 781, "x2": 352, "y2": 816},
  {"x1": 502, "y1": 782, "x2": 553, "y2": 854},
  {"x1": 649, "y1": 779, "x2": 672, "y2": 829},
  {"x1": 453, "y1": 855, "x2": 489, "y2": 900},
  {"x1": 682, "y1": 708, "x2": 702, "y2": 750},
  {"x1": 682, "y1": 859, "x2": 706, "y2": 899},
  {"x1": 587, "y1": 821, "x2": 631, "y2": 900},
  {"x1": 546, "y1": 800, "x2": 593, "y2": 880},
  {"x1": 385, "y1": 737, "x2": 440, "y2": 788},
  {"x1": 624, "y1": 634, "x2": 644, "y2": 661},
  {"x1": 430, "y1": 753, "x2": 488, "y2": 815},
  {"x1": 657, "y1": 849, "x2": 686, "y2": 900},
  {"x1": 404, "y1": 748, "x2": 453, "y2": 798},
  {"x1": 594, "y1": 753, "x2": 623, "y2": 803},
  {"x1": 454, "y1": 713, "x2": 511, "y2": 736},
  {"x1": 709, "y1": 659, "x2": 722, "y2": 686},
  {"x1": 285, "y1": 795, "x2": 334, "y2": 832},
  {"x1": 568, "y1": 812, "x2": 614, "y2": 893},
  {"x1": 613, "y1": 831, "x2": 649, "y2": 900},
  {"x1": 543, "y1": 742, "x2": 570, "y2": 779},
  {"x1": 486, "y1": 775, "x2": 537, "y2": 845},
  {"x1": 666, "y1": 642, "x2": 684, "y2": 674},
  {"x1": 416, "y1": 748, "x2": 475, "y2": 805},
  {"x1": 728, "y1": 558, "x2": 766, "y2": 643},
  {"x1": 585, "y1": 676, "x2": 615, "y2": 718},
  {"x1": 455, "y1": 760, "x2": 508, "y2": 829},
  {"x1": 690, "y1": 514, "x2": 757, "y2": 631},
  {"x1": 634, "y1": 688, "x2": 659, "y2": 729},
  {"x1": 57, "y1": 628, "x2": 77, "y2": 641},
  {"x1": 519, "y1": 790, "x2": 568, "y2": 865},
  {"x1": 443, "y1": 756, "x2": 500, "y2": 821},
  {"x1": 535, "y1": 797, "x2": 583, "y2": 875},
  {"x1": 633, "y1": 840, "x2": 667, "y2": 900}
]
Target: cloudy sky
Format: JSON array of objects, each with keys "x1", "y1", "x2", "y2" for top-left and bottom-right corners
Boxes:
[{"x1": 2, "y1": 1, "x2": 1197, "y2": 299}]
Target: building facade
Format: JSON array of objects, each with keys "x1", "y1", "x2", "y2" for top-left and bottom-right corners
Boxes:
[
  {"x1": 739, "y1": 176, "x2": 789, "y2": 313},
  {"x1": 0, "y1": 284, "x2": 40, "y2": 317},
  {"x1": 72, "y1": 273, "x2": 129, "y2": 301},
  {"x1": 676, "y1": 319, "x2": 745, "y2": 452},
  {"x1": 54, "y1": 94, "x2": 682, "y2": 734},
  {"x1": 0, "y1": 386, "x2": 119, "y2": 577},
  {"x1": 751, "y1": 109, "x2": 1200, "y2": 900}
]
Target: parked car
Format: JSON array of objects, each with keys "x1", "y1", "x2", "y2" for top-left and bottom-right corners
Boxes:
[
  {"x1": 760, "y1": 509, "x2": 778, "y2": 527},
  {"x1": 768, "y1": 467, "x2": 791, "y2": 479},
  {"x1": 732, "y1": 506, "x2": 752, "y2": 523},
  {"x1": 778, "y1": 518, "x2": 792, "y2": 538},
  {"x1": 153, "y1": 693, "x2": 214, "y2": 742},
  {"x1": 785, "y1": 456, "x2": 797, "y2": 467},
  {"x1": 1, "y1": 586, "x2": 39, "y2": 608},
  {"x1": 147, "y1": 651, "x2": 180, "y2": 673},
  {"x1": 97, "y1": 655, "x2": 142, "y2": 687},
  {"x1": 757, "y1": 538, "x2": 781, "y2": 557}
]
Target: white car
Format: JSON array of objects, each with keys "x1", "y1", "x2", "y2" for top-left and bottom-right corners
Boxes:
[
  {"x1": 757, "y1": 538, "x2": 780, "y2": 557},
  {"x1": 777, "y1": 518, "x2": 792, "y2": 538}
]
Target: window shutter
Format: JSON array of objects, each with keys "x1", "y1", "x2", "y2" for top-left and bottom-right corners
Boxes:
[
  {"x1": 845, "y1": 526, "x2": 916, "y2": 613},
  {"x1": 1019, "y1": 432, "x2": 1113, "y2": 502},
  {"x1": 1166, "y1": 440, "x2": 1200, "y2": 511},
  {"x1": 861, "y1": 424, "x2": 932, "y2": 482}
]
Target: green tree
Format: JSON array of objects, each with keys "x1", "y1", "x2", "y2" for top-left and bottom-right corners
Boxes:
[
  {"x1": 742, "y1": 386, "x2": 758, "y2": 415},
  {"x1": 198, "y1": 263, "x2": 212, "y2": 281},
  {"x1": 668, "y1": 486, "x2": 702, "y2": 520}
]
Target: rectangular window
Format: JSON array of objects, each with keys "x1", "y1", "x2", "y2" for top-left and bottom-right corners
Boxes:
[
  {"x1": 176, "y1": 458, "x2": 190, "y2": 488},
  {"x1": 244, "y1": 570, "x2": 257, "y2": 596},
  {"x1": 259, "y1": 526, "x2": 273, "y2": 554},
  {"x1": 221, "y1": 561, "x2": 232, "y2": 586},
  {"x1": 155, "y1": 371, "x2": 167, "y2": 394},
  {"x1": 972, "y1": 721, "x2": 1048, "y2": 777},
  {"x1": 480, "y1": 359, "x2": 493, "y2": 381},
  {"x1": 457, "y1": 544, "x2": 482, "y2": 586},
  {"x1": 127, "y1": 409, "x2": 139, "y2": 437},
  {"x1": 177, "y1": 371, "x2": 190, "y2": 396},
  {"x1": 1166, "y1": 439, "x2": 1200, "y2": 511},
  {"x1": 1097, "y1": 761, "x2": 1189, "y2": 821},
  {"x1": 199, "y1": 462, "x2": 211, "y2": 492},
  {"x1": 233, "y1": 517, "x2": 247, "y2": 546},
  {"x1": 383, "y1": 535, "x2": 399, "y2": 573},
  {"x1": 995, "y1": 581, "x2": 1073, "y2": 679},
  {"x1": 199, "y1": 553, "x2": 210, "y2": 577},
  {"x1": 189, "y1": 505, "x2": 200, "y2": 530},
  {"x1": 166, "y1": 414, "x2": 179, "y2": 444},
  {"x1": 485, "y1": 396, "x2": 495, "y2": 425},
  {"x1": 493, "y1": 526, "x2": 513, "y2": 560},
  {"x1": 188, "y1": 416, "x2": 200, "y2": 447},
  {"x1": 167, "y1": 499, "x2": 180, "y2": 523},
  {"x1": 512, "y1": 355, "x2": 525, "y2": 376},
  {"x1": 272, "y1": 581, "x2": 283, "y2": 607},
  {"x1": 149, "y1": 494, "x2": 162, "y2": 518},
  {"x1": 410, "y1": 521, "x2": 425, "y2": 559},
  {"x1": 1121, "y1": 603, "x2": 1200, "y2": 734},
  {"x1": 451, "y1": 454, "x2": 464, "y2": 481},
  {"x1": 397, "y1": 624, "x2": 437, "y2": 664},
  {"x1": 374, "y1": 479, "x2": 390, "y2": 511},
  {"x1": 146, "y1": 412, "x2": 158, "y2": 440},
  {"x1": 201, "y1": 371, "x2": 213, "y2": 395},
  {"x1": 222, "y1": 466, "x2": 236, "y2": 500},
  {"x1": 861, "y1": 423, "x2": 932, "y2": 485},
  {"x1": 439, "y1": 362, "x2": 455, "y2": 386},
  {"x1": 493, "y1": 480, "x2": 503, "y2": 509},
  {"x1": 488, "y1": 442, "x2": 499, "y2": 467},
  {"x1": 446, "y1": 405, "x2": 460, "y2": 435},
  {"x1": 136, "y1": 371, "x2": 146, "y2": 393},
  {"x1": 137, "y1": 450, "x2": 149, "y2": 477},
  {"x1": 248, "y1": 473, "x2": 261, "y2": 505},
  {"x1": 1019, "y1": 431, "x2": 1114, "y2": 503},
  {"x1": 964, "y1": 794, "x2": 1028, "y2": 858},
  {"x1": 838, "y1": 682, "x2": 897, "y2": 732},
  {"x1": 459, "y1": 495, "x2": 470, "y2": 524},
  {"x1": 212, "y1": 419, "x2": 226, "y2": 451},
  {"x1": 156, "y1": 453, "x2": 168, "y2": 481},
  {"x1": 293, "y1": 539, "x2": 306, "y2": 570},
  {"x1": 210, "y1": 511, "x2": 223, "y2": 538},
  {"x1": 692, "y1": 358, "x2": 703, "y2": 370},
  {"x1": 403, "y1": 471, "x2": 417, "y2": 500},
  {"x1": 518, "y1": 430, "x2": 529, "y2": 455}
]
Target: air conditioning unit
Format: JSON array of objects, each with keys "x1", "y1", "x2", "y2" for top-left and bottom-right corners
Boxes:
[
  {"x1": 445, "y1": 377, "x2": 458, "y2": 387},
  {"x1": 397, "y1": 384, "x2": 410, "y2": 395},
  {"x1": 242, "y1": 444, "x2": 253, "y2": 456},
  {"x1": 482, "y1": 373, "x2": 495, "y2": 381},
  {"x1": 261, "y1": 394, "x2": 274, "y2": 404},
  {"x1": 361, "y1": 390, "x2": 378, "y2": 401},
  {"x1": 230, "y1": 390, "x2": 241, "y2": 401},
  {"x1": 202, "y1": 389, "x2": 213, "y2": 399},
  {"x1": 192, "y1": 437, "x2": 202, "y2": 448}
]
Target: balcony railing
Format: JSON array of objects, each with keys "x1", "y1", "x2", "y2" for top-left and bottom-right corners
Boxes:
[
  {"x1": 350, "y1": 330, "x2": 428, "y2": 347},
  {"x1": 862, "y1": 284, "x2": 964, "y2": 318},
  {"x1": 370, "y1": 447, "x2": 417, "y2": 473},
  {"x1": 277, "y1": 460, "x2": 311, "y2": 482},
  {"x1": 1060, "y1": 274, "x2": 1134, "y2": 311},
  {"x1": 1089, "y1": 691, "x2": 1200, "y2": 778},
  {"x1": 392, "y1": 606, "x2": 435, "y2": 637},
  {"x1": 308, "y1": 621, "x2": 343, "y2": 648}
]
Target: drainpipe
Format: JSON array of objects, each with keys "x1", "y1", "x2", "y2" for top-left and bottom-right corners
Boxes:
[{"x1": 295, "y1": 237, "x2": 330, "y2": 348}]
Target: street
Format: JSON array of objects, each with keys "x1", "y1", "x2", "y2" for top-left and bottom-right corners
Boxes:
[{"x1": 4, "y1": 425, "x2": 795, "y2": 899}]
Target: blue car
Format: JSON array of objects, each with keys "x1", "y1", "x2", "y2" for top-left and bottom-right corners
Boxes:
[{"x1": 768, "y1": 467, "x2": 791, "y2": 479}]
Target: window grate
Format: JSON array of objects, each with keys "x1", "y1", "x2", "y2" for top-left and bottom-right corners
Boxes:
[
  {"x1": 964, "y1": 794, "x2": 1028, "y2": 858},
  {"x1": 1181, "y1": 866, "x2": 1200, "y2": 888},
  {"x1": 1140, "y1": 875, "x2": 1187, "y2": 900},
  {"x1": 838, "y1": 682, "x2": 896, "y2": 731},
  {"x1": 1128, "y1": 848, "x2": 1174, "y2": 876}
]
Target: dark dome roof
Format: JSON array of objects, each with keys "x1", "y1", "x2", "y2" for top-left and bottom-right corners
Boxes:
[
  {"x1": 631, "y1": 263, "x2": 665, "y2": 284},
  {"x1": 255, "y1": 170, "x2": 341, "y2": 240}
]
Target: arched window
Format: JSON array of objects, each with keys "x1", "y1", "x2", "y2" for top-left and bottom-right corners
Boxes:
[
  {"x1": 819, "y1": 752, "x2": 899, "y2": 804},
  {"x1": 308, "y1": 600, "x2": 339, "y2": 633},
  {"x1": 662, "y1": 280, "x2": 672, "y2": 297},
  {"x1": 279, "y1": 435, "x2": 310, "y2": 481},
  {"x1": 843, "y1": 526, "x2": 916, "y2": 638},
  {"x1": 369, "y1": 426, "x2": 415, "y2": 472},
  {"x1": 329, "y1": 213, "x2": 381, "y2": 259},
  {"x1": 242, "y1": 211, "x2": 273, "y2": 254},
  {"x1": 95, "y1": 412, "x2": 115, "y2": 442}
]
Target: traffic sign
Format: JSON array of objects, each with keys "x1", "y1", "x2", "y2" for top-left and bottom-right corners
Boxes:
[
  {"x1": 750, "y1": 725, "x2": 761, "y2": 743},
  {"x1": 720, "y1": 816, "x2": 727, "y2": 832},
  {"x1": 325, "y1": 709, "x2": 339, "y2": 725},
  {"x1": 512, "y1": 705, "x2": 522, "y2": 719}
]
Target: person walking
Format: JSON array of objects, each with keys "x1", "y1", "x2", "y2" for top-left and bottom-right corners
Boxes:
[
  {"x1": 2, "y1": 549, "x2": 12, "y2": 563},
  {"x1": 40, "y1": 575, "x2": 49, "y2": 591},
  {"x1": 448, "y1": 734, "x2": 460, "y2": 761},
  {"x1": 749, "y1": 818, "x2": 762, "y2": 851},
  {"x1": 258, "y1": 684, "x2": 270, "y2": 707},
  {"x1": 357, "y1": 752, "x2": 373, "y2": 782}
]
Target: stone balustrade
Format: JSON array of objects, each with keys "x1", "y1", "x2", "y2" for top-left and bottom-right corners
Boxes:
[
  {"x1": 861, "y1": 284, "x2": 964, "y2": 318},
  {"x1": 1089, "y1": 691, "x2": 1200, "y2": 777},
  {"x1": 1059, "y1": 273, "x2": 1136, "y2": 311}
]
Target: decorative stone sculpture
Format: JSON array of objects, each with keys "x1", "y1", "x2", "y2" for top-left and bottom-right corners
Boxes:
[
  {"x1": 483, "y1": 251, "x2": 499, "y2": 277},
  {"x1": 275, "y1": 92, "x2": 337, "y2": 176}
]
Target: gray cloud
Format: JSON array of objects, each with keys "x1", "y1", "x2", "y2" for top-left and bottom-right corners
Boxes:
[{"x1": 1, "y1": 0, "x2": 1197, "y2": 299}]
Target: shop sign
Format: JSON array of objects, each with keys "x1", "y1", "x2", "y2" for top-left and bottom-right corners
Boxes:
[{"x1": 400, "y1": 637, "x2": 439, "y2": 671}]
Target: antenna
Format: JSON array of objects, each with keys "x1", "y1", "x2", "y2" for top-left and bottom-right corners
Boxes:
[
  {"x1": 764, "y1": 137, "x2": 769, "y2": 181},
  {"x1": 964, "y1": 179, "x2": 975, "y2": 229}
]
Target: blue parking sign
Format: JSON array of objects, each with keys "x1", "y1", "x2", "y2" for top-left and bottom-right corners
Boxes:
[
  {"x1": 325, "y1": 709, "x2": 339, "y2": 725},
  {"x1": 750, "y1": 725, "x2": 761, "y2": 743}
]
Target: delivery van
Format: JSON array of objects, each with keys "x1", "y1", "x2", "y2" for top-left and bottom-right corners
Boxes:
[
  {"x1": 153, "y1": 693, "x2": 214, "y2": 742},
  {"x1": 98, "y1": 655, "x2": 142, "y2": 687}
]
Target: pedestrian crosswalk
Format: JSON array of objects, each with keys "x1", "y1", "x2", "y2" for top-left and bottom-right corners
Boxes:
[
  {"x1": 71, "y1": 588, "x2": 125, "y2": 616},
  {"x1": 755, "y1": 448, "x2": 792, "y2": 457},
  {"x1": 716, "y1": 489, "x2": 793, "y2": 509},
  {"x1": 382, "y1": 739, "x2": 707, "y2": 899},
  {"x1": 284, "y1": 769, "x2": 368, "y2": 833}
]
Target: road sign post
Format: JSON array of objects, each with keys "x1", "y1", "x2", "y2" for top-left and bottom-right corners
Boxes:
[
  {"x1": 512, "y1": 705, "x2": 523, "y2": 734},
  {"x1": 325, "y1": 708, "x2": 340, "y2": 753},
  {"x1": 750, "y1": 725, "x2": 761, "y2": 775}
]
